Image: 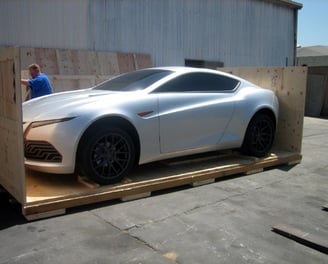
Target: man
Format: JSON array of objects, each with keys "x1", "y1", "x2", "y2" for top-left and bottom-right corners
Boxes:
[{"x1": 21, "y1": 63, "x2": 52, "y2": 99}]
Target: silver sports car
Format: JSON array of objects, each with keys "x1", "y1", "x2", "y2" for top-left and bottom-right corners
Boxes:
[{"x1": 23, "y1": 67, "x2": 279, "y2": 184}]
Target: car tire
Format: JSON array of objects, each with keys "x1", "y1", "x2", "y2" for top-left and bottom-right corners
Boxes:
[
  {"x1": 78, "y1": 127, "x2": 135, "y2": 185},
  {"x1": 241, "y1": 113, "x2": 275, "y2": 157}
]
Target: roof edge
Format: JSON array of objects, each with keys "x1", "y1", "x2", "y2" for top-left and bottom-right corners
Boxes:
[{"x1": 264, "y1": 0, "x2": 303, "y2": 9}]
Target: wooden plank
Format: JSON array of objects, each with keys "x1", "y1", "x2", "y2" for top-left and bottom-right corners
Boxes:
[
  {"x1": 25, "y1": 209, "x2": 66, "y2": 221},
  {"x1": 20, "y1": 47, "x2": 37, "y2": 72},
  {"x1": 71, "y1": 50, "x2": 98, "y2": 75},
  {"x1": 49, "y1": 75, "x2": 110, "y2": 92},
  {"x1": 220, "y1": 67, "x2": 307, "y2": 153},
  {"x1": 96, "y1": 52, "x2": 120, "y2": 75},
  {"x1": 20, "y1": 47, "x2": 59, "y2": 75},
  {"x1": 56, "y1": 49, "x2": 75, "y2": 75},
  {"x1": 0, "y1": 47, "x2": 25, "y2": 204},
  {"x1": 23, "y1": 151, "x2": 301, "y2": 217},
  {"x1": 134, "y1": 53, "x2": 153, "y2": 69},
  {"x1": 21, "y1": 70, "x2": 30, "y2": 102},
  {"x1": 278, "y1": 67, "x2": 307, "y2": 153},
  {"x1": 245, "y1": 168, "x2": 264, "y2": 175},
  {"x1": 272, "y1": 224, "x2": 328, "y2": 254},
  {"x1": 121, "y1": 192, "x2": 151, "y2": 202},
  {"x1": 192, "y1": 179, "x2": 215, "y2": 187},
  {"x1": 78, "y1": 176, "x2": 100, "y2": 189},
  {"x1": 117, "y1": 53, "x2": 136, "y2": 73}
]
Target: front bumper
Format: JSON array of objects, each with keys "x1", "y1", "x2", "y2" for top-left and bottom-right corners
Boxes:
[{"x1": 23, "y1": 117, "x2": 85, "y2": 174}]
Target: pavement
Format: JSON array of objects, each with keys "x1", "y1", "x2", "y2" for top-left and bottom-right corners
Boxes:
[{"x1": 0, "y1": 117, "x2": 327, "y2": 264}]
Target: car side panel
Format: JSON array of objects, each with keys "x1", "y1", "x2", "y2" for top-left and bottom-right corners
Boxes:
[
  {"x1": 158, "y1": 93, "x2": 235, "y2": 153},
  {"x1": 221, "y1": 86, "x2": 279, "y2": 149}
]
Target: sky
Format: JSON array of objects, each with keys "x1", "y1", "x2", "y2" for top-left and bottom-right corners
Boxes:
[{"x1": 296, "y1": 0, "x2": 328, "y2": 47}]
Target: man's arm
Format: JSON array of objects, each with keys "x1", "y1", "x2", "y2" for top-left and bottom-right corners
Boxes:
[{"x1": 21, "y1": 79, "x2": 30, "y2": 86}]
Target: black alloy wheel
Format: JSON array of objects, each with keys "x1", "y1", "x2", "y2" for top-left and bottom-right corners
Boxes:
[
  {"x1": 242, "y1": 113, "x2": 275, "y2": 157},
  {"x1": 79, "y1": 127, "x2": 135, "y2": 185}
]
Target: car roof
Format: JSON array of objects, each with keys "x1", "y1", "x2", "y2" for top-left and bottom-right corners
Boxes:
[{"x1": 143, "y1": 66, "x2": 243, "y2": 81}]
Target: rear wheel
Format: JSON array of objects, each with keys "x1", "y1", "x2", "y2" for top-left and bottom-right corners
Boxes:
[
  {"x1": 242, "y1": 113, "x2": 275, "y2": 157},
  {"x1": 78, "y1": 127, "x2": 135, "y2": 185}
]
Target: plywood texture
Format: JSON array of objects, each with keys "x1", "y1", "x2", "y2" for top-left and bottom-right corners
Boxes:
[
  {"x1": 24, "y1": 151, "x2": 301, "y2": 216},
  {"x1": 0, "y1": 47, "x2": 25, "y2": 204},
  {"x1": 20, "y1": 47, "x2": 152, "y2": 93},
  {"x1": 221, "y1": 67, "x2": 307, "y2": 153}
]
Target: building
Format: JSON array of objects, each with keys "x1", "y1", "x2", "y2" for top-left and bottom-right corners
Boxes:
[
  {"x1": 297, "y1": 46, "x2": 328, "y2": 67},
  {"x1": 297, "y1": 46, "x2": 328, "y2": 117},
  {"x1": 0, "y1": 0, "x2": 301, "y2": 68}
]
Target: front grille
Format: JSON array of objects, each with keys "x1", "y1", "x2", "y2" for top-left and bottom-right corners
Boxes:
[{"x1": 24, "y1": 140, "x2": 62, "y2": 162}]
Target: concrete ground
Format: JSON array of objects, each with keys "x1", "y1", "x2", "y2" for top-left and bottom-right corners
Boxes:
[{"x1": 0, "y1": 117, "x2": 327, "y2": 264}]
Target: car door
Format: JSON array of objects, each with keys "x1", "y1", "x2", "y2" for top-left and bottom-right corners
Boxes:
[{"x1": 154, "y1": 72, "x2": 239, "y2": 154}]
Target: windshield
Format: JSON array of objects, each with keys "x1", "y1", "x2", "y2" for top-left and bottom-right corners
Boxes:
[{"x1": 94, "y1": 69, "x2": 173, "y2": 91}]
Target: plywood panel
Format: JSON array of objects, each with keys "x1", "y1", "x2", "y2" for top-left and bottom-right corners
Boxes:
[
  {"x1": 20, "y1": 47, "x2": 59, "y2": 75},
  {"x1": 0, "y1": 47, "x2": 25, "y2": 204},
  {"x1": 96, "y1": 52, "x2": 120, "y2": 75},
  {"x1": 134, "y1": 54, "x2": 153, "y2": 70},
  {"x1": 117, "y1": 53, "x2": 136, "y2": 73},
  {"x1": 279, "y1": 67, "x2": 307, "y2": 153},
  {"x1": 49, "y1": 75, "x2": 110, "y2": 92},
  {"x1": 21, "y1": 70, "x2": 30, "y2": 102},
  {"x1": 221, "y1": 67, "x2": 307, "y2": 153},
  {"x1": 20, "y1": 48, "x2": 152, "y2": 76},
  {"x1": 19, "y1": 48, "x2": 152, "y2": 93}
]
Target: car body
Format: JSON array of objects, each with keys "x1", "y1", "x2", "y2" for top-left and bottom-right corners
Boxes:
[{"x1": 23, "y1": 67, "x2": 279, "y2": 184}]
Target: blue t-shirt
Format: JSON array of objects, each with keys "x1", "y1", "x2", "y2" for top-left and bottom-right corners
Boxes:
[{"x1": 28, "y1": 73, "x2": 52, "y2": 99}]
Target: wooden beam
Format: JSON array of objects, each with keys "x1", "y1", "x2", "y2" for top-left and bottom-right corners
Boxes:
[{"x1": 272, "y1": 224, "x2": 328, "y2": 254}]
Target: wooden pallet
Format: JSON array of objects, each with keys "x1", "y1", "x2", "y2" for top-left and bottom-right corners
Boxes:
[{"x1": 23, "y1": 151, "x2": 301, "y2": 220}]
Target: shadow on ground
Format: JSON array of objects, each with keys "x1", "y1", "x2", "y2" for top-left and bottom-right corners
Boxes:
[{"x1": 0, "y1": 192, "x2": 26, "y2": 230}]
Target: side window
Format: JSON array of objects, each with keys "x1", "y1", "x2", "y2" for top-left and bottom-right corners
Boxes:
[
  {"x1": 155, "y1": 74, "x2": 198, "y2": 92},
  {"x1": 155, "y1": 72, "x2": 240, "y2": 93}
]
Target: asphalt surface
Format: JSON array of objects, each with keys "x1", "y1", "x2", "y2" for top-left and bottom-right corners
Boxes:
[{"x1": 0, "y1": 117, "x2": 327, "y2": 264}]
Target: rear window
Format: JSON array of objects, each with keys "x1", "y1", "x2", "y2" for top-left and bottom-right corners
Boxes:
[{"x1": 94, "y1": 69, "x2": 173, "y2": 91}]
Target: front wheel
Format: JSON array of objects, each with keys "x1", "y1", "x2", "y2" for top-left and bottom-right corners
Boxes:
[
  {"x1": 241, "y1": 113, "x2": 275, "y2": 157},
  {"x1": 78, "y1": 127, "x2": 135, "y2": 185}
]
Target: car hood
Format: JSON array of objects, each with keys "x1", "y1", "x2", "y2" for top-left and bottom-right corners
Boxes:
[{"x1": 23, "y1": 89, "x2": 133, "y2": 121}]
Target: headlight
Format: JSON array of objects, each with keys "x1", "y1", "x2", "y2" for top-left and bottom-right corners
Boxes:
[
  {"x1": 24, "y1": 117, "x2": 77, "y2": 139},
  {"x1": 30, "y1": 117, "x2": 76, "y2": 128}
]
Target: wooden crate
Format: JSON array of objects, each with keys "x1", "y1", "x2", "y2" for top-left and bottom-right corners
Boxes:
[{"x1": 0, "y1": 47, "x2": 307, "y2": 220}]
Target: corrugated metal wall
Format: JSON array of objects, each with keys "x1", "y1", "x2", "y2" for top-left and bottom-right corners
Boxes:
[
  {"x1": 0, "y1": 0, "x2": 90, "y2": 50},
  {"x1": 0, "y1": 0, "x2": 297, "y2": 67}
]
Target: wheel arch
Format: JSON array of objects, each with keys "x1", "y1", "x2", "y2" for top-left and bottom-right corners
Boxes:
[
  {"x1": 251, "y1": 107, "x2": 277, "y2": 129},
  {"x1": 76, "y1": 115, "x2": 141, "y2": 167},
  {"x1": 242, "y1": 106, "x2": 277, "y2": 145},
  {"x1": 240, "y1": 107, "x2": 277, "y2": 157}
]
